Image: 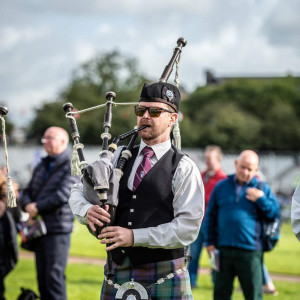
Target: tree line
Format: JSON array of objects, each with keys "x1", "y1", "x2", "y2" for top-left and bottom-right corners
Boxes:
[{"x1": 13, "y1": 51, "x2": 300, "y2": 151}]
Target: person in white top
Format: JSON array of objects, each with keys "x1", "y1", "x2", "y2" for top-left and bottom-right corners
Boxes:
[{"x1": 292, "y1": 181, "x2": 300, "y2": 241}]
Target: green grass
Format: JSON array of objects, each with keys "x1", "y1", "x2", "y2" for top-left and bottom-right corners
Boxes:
[
  {"x1": 69, "y1": 221, "x2": 106, "y2": 258},
  {"x1": 69, "y1": 221, "x2": 300, "y2": 275},
  {"x1": 191, "y1": 276, "x2": 300, "y2": 300},
  {"x1": 5, "y1": 259, "x2": 103, "y2": 300},
  {"x1": 264, "y1": 222, "x2": 300, "y2": 275},
  {"x1": 197, "y1": 222, "x2": 300, "y2": 276},
  {"x1": 192, "y1": 221, "x2": 300, "y2": 299},
  {"x1": 5, "y1": 221, "x2": 300, "y2": 299}
]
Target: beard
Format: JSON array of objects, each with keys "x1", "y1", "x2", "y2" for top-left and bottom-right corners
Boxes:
[
  {"x1": 138, "y1": 126, "x2": 156, "y2": 141},
  {"x1": 140, "y1": 131, "x2": 155, "y2": 141},
  {"x1": 138, "y1": 120, "x2": 168, "y2": 142}
]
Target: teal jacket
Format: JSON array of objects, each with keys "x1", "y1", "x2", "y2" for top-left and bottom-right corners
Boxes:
[{"x1": 204, "y1": 174, "x2": 279, "y2": 251}]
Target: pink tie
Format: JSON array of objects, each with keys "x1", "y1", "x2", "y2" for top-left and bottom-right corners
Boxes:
[{"x1": 133, "y1": 147, "x2": 154, "y2": 191}]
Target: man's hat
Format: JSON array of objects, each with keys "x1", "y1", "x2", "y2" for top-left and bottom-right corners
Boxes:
[{"x1": 139, "y1": 82, "x2": 181, "y2": 112}]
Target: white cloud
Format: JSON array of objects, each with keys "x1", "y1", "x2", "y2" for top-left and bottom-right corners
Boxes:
[
  {"x1": 219, "y1": 26, "x2": 238, "y2": 47},
  {"x1": 73, "y1": 41, "x2": 96, "y2": 63},
  {"x1": 96, "y1": 24, "x2": 113, "y2": 35},
  {"x1": 0, "y1": 0, "x2": 299, "y2": 126},
  {"x1": 0, "y1": 26, "x2": 50, "y2": 52}
]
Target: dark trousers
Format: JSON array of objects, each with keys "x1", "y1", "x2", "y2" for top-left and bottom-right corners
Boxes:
[
  {"x1": 0, "y1": 221, "x2": 5, "y2": 300},
  {"x1": 188, "y1": 225, "x2": 205, "y2": 286},
  {"x1": 0, "y1": 276, "x2": 4, "y2": 300},
  {"x1": 35, "y1": 233, "x2": 70, "y2": 300},
  {"x1": 214, "y1": 247, "x2": 262, "y2": 300}
]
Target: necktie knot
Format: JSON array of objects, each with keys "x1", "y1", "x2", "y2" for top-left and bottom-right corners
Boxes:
[{"x1": 142, "y1": 147, "x2": 154, "y2": 159}]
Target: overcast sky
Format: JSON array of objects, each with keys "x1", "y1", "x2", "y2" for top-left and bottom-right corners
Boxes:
[{"x1": 1, "y1": 0, "x2": 299, "y2": 126}]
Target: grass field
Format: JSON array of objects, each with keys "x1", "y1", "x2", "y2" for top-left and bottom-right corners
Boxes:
[{"x1": 5, "y1": 221, "x2": 300, "y2": 299}]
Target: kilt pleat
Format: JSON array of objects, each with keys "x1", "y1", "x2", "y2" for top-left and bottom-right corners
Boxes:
[{"x1": 100, "y1": 257, "x2": 193, "y2": 300}]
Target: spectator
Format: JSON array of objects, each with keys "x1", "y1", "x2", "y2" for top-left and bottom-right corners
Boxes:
[
  {"x1": 262, "y1": 263, "x2": 278, "y2": 295},
  {"x1": 291, "y1": 180, "x2": 300, "y2": 241},
  {"x1": 205, "y1": 150, "x2": 279, "y2": 300},
  {"x1": 20, "y1": 126, "x2": 79, "y2": 300},
  {"x1": 189, "y1": 145, "x2": 227, "y2": 288},
  {"x1": 0, "y1": 172, "x2": 20, "y2": 300}
]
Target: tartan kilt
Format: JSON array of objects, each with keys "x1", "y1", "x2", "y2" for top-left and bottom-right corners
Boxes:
[{"x1": 100, "y1": 256, "x2": 193, "y2": 300}]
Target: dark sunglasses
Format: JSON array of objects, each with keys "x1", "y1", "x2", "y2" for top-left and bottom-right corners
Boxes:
[{"x1": 134, "y1": 105, "x2": 173, "y2": 118}]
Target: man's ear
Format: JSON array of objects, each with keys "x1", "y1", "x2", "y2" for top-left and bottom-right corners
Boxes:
[
  {"x1": 234, "y1": 159, "x2": 238, "y2": 168},
  {"x1": 169, "y1": 113, "x2": 178, "y2": 126}
]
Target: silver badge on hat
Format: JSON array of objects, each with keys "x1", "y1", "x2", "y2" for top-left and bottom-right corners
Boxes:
[{"x1": 166, "y1": 90, "x2": 174, "y2": 102}]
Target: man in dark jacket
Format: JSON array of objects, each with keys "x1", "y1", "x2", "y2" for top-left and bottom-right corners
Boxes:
[{"x1": 20, "y1": 126, "x2": 79, "y2": 300}]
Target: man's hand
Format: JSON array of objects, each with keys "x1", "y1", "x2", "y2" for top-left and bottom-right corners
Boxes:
[
  {"x1": 25, "y1": 203, "x2": 38, "y2": 218},
  {"x1": 86, "y1": 205, "x2": 111, "y2": 232},
  {"x1": 98, "y1": 226, "x2": 134, "y2": 251},
  {"x1": 246, "y1": 187, "x2": 264, "y2": 202},
  {"x1": 206, "y1": 245, "x2": 216, "y2": 256}
]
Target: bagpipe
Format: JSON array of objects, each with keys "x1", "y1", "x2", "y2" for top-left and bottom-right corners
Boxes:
[
  {"x1": 0, "y1": 106, "x2": 17, "y2": 208},
  {"x1": 63, "y1": 37, "x2": 187, "y2": 278}
]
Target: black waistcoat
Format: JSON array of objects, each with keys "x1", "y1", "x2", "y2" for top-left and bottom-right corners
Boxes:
[{"x1": 111, "y1": 145, "x2": 185, "y2": 266}]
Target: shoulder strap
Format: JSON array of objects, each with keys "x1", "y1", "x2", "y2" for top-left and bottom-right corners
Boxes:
[
  {"x1": 256, "y1": 181, "x2": 265, "y2": 190},
  {"x1": 256, "y1": 181, "x2": 267, "y2": 221}
]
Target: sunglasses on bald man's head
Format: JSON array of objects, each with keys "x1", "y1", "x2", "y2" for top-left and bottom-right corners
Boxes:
[{"x1": 134, "y1": 105, "x2": 174, "y2": 118}]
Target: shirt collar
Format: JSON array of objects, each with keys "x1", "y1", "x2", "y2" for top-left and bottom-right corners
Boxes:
[
  {"x1": 139, "y1": 139, "x2": 172, "y2": 160},
  {"x1": 233, "y1": 174, "x2": 253, "y2": 187}
]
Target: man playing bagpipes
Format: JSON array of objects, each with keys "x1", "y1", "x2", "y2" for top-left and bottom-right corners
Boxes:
[{"x1": 69, "y1": 82, "x2": 204, "y2": 299}]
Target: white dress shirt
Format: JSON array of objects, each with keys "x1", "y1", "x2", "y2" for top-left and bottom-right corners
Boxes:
[
  {"x1": 292, "y1": 181, "x2": 300, "y2": 241},
  {"x1": 69, "y1": 139, "x2": 204, "y2": 248}
]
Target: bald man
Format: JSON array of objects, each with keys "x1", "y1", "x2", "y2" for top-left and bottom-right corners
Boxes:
[
  {"x1": 204, "y1": 150, "x2": 279, "y2": 300},
  {"x1": 20, "y1": 126, "x2": 80, "y2": 300}
]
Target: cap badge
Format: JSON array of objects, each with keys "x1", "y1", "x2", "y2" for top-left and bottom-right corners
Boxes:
[{"x1": 166, "y1": 90, "x2": 174, "y2": 102}]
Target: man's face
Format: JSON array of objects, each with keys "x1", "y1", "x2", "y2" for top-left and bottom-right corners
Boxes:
[
  {"x1": 205, "y1": 151, "x2": 220, "y2": 172},
  {"x1": 235, "y1": 156, "x2": 258, "y2": 184},
  {"x1": 42, "y1": 128, "x2": 66, "y2": 156},
  {"x1": 137, "y1": 101, "x2": 177, "y2": 145}
]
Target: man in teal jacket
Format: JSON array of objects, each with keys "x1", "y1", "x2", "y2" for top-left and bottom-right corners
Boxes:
[{"x1": 205, "y1": 150, "x2": 279, "y2": 300}]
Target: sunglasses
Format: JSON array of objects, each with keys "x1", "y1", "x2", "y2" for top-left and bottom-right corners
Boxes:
[
  {"x1": 40, "y1": 136, "x2": 60, "y2": 144},
  {"x1": 134, "y1": 105, "x2": 174, "y2": 118}
]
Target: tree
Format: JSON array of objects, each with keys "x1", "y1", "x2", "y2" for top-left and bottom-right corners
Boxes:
[
  {"x1": 180, "y1": 76, "x2": 300, "y2": 151},
  {"x1": 27, "y1": 55, "x2": 300, "y2": 151},
  {"x1": 181, "y1": 102, "x2": 261, "y2": 150},
  {"x1": 28, "y1": 51, "x2": 148, "y2": 144}
]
